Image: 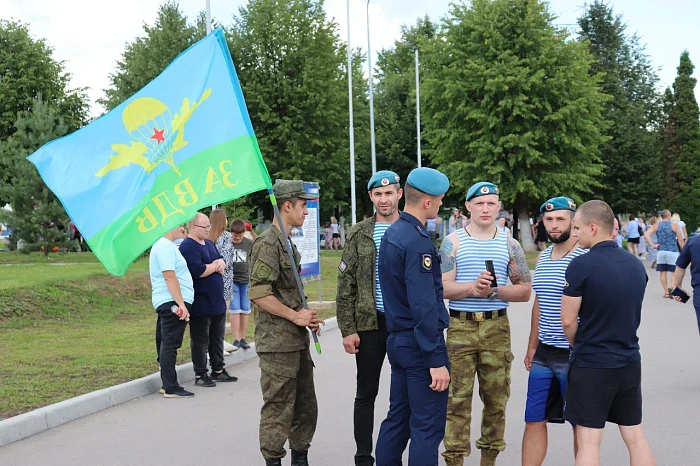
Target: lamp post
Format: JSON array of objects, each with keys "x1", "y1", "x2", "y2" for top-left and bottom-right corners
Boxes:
[
  {"x1": 347, "y1": 0, "x2": 357, "y2": 225},
  {"x1": 367, "y1": 0, "x2": 377, "y2": 175},
  {"x1": 415, "y1": 49, "x2": 421, "y2": 168}
]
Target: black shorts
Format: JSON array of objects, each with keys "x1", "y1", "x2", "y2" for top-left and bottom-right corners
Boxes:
[
  {"x1": 332, "y1": 233, "x2": 340, "y2": 239},
  {"x1": 628, "y1": 237, "x2": 640, "y2": 244},
  {"x1": 564, "y1": 361, "x2": 642, "y2": 428}
]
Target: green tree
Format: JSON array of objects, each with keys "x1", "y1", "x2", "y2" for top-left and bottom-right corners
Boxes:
[
  {"x1": 0, "y1": 99, "x2": 74, "y2": 254},
  {"x1": 671, "y1": 51, "x2": 700, "y2": 228},
  {"x1": 373, "y1": 17, "x2": 438, "y2": 204},
  {"x1": 578, "y1": 1, "x2": 662, "y2": 215},
  {"x1": 424, "y1": 0, "x2": 608, "y2": 250},
  {"x1": 0, "y1": 20, "x2": 89, "y2": 203},
  {"x1": 227, "y1": 0, "x2": 355, "y2": 221},
  {"x1": 659, "y1": 87, "x2": 679, "y2": 206},
  {"x1": 99, "y1": 2, "x2": 207, "y2": 111}
]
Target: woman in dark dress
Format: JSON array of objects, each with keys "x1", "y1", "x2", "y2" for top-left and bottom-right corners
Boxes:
[{"x1": 535, "y1": 216, "x2": 548, "y2": 251}]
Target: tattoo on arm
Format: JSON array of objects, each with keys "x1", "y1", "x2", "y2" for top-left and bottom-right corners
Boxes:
[
  {"x1": 508, "y1": 238, "x2": 531, "y2": 284},
  {"x1": 439, "y1": 237, "x2": 455, "y2": 273}
]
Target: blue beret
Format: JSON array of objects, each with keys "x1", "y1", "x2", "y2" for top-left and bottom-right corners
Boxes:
[
  {"x1": 466, "y1": 182, "x2": 499, "y2": 201},
  {"x1": 367, "y1": 170, "x2": 401, "y2": 191},
  {"x1": 406, "y1": 167, "x2": 450, "y2": 196},
  {"x1": 540, "y1": 196, "x2": 577, "y2": 213}
]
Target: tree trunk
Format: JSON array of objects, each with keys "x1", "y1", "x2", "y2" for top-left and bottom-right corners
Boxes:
[{"x1": 515, "y1": 197, "x2": 536, "y2": 252}]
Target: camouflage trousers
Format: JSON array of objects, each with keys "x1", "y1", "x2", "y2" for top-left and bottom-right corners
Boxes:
[
  {"x1": 259, "y1": 347, "x2": 318, "y2": 460},
  {"x1": 442, "y1": 314, "x2": 514, "y2": 465}
]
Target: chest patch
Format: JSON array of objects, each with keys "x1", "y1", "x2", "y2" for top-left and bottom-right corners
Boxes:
[
  {"x1": 421, "y1": 253, "x2": 432, "y2": 272},
  {"x1": 338, "y1": 260, "x2": 348, "y2": 273}
]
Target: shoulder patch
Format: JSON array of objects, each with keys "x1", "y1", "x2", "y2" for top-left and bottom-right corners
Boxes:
[
  {"x1": 421, "y1": 253, "x2": 433, "y2": 272},
  {"x1": 338, "y1": 260, "x2": 348, "y2": 273},
  {"x1": 252, "y1": 261, "x2": 274, "y2": 280}
]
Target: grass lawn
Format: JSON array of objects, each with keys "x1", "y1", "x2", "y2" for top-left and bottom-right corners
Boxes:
[
  {"x1": 0, "y1": 247, "x2": 533, "y2": 419},
  {"x1": 0, "y1": 251, "x2": 338, "y2": 419}
]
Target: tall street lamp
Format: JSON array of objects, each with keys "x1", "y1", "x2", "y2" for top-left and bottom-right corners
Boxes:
[
  {"x1": 367, "y1": 0, "x2": 377, "y2": 175},
  {"x1": 347, "y1": 0, "x2": 357, "y2": 225}
]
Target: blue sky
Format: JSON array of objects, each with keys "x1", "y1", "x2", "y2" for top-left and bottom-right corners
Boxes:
[{"x1": 1, "y1": 0, "x2": 698, "y2": 115}]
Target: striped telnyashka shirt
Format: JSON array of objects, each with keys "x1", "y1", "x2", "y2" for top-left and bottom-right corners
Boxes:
[
  {"x1": 532, "y1": 245, "x2": 588, "y2": 349},
  {"x1": 373, "y1": 222, "x2": 392, "y2": 312},
  {"x1": 449, "y1": 228, "x2": 510, "y2": 312}
]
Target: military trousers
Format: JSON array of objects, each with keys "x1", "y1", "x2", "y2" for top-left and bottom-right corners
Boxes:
[
  {"x1": 376, "y1": 331, "x2": 448, "y2": 466},
  {"x1": 442, "y1": 314, "x2": 514, "y2": 465},
  {"x1": 258, "y1": 347, "x2": 318, "y2": 460}
]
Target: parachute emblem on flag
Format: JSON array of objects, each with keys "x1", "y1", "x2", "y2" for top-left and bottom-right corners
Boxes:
[{"x1": 95, "y1": 89, "x2": 212, "y2": 178}]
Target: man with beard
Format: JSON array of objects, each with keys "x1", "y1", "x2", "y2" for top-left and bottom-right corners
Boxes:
[
  {"x1": 522, "y1": 197, "x2": 586, "y2": 466},
  {"x1": 440, "y1": 182, "x2": 532, "y2": 466},
  {"x1": 337, "y1": 170, "x2": 403, "y2": 466}
]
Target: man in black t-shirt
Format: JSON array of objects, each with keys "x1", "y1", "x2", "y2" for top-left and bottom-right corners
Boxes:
[{"x1": 561, "y1": 200, "x2": 655, "y2": 466}]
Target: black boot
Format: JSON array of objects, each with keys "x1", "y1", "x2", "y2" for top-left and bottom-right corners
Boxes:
[
  {"x1": 265, "y1": 459, "x2": 282, "y2": 466},
  {"x1": 291, "y1": 449, "x2": 309, "y2": 466}
]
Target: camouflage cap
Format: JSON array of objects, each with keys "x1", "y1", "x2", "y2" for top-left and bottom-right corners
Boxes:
[{"x1": 273, "y1": 179, "x2": 316, "y2": 201}]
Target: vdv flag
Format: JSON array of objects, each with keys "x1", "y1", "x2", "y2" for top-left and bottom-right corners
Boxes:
[{"x1": 28, "y1": 29, "x2": 273, "y2": 276}]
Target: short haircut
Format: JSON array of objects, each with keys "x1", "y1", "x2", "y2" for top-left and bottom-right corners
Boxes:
[
  {"x1": 577, "y1": 200, "x2": 615, "y2": 236},
  {"x1": 403, "y1": 184, "x2": 427, "y2": 205},
  {"x1": 283, "y1": 197, "x2": 304, "y2": 209},
  {"x1": 629, "y1": 214, "x2": 635, "y2": 221},
  {"x1": 661, "y1": 210, "x2": 671, "y2": 219},
  {"x1": 230, "y1": 219, "x2": 246, "y2": 234}
]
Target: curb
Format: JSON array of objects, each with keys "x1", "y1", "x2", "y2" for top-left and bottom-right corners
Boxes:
[{"x1": 0, "y1": 317, "x2": 338, "y2": 448}]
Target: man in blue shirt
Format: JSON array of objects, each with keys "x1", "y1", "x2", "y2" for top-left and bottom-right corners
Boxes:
[
  {"x1": 180, "y1": 212, "x2": 238, "y2": 387},
  {"x1": 150, "y1": 224, "x2": 194, "y2": 398},
  {"x1": 375, "y1": 167, "x2": 451, "y2": 466},
  {"x1": 673, "y1": 234, "x2": 700, "y2": 333},
  {"x1": 561, "y1": 200, "x2": 654, "y2": 466}
]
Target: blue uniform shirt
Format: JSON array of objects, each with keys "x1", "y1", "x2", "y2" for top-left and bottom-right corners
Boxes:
[
  {"x1": 677, "y1": 235, "x2": 700, "y2": 290},
  {"x1": 564, "y1": 240, "x2": 647, "y2": 368},
  {"x1": 379, "y1": 212, "x2": 449, "y2": 368}
]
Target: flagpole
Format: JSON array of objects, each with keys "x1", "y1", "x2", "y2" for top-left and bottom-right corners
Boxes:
[
  {"x1": 347, "y1": 0, "x2": 357, "y2": 225},
  {"x1": 415, "y1": 49, "x2": 421, "y2": 168},
  {"x1": 206, "y1": 0, "x2": 212, "y2": 34},
  {"x1": 269, "y1": 190, "x2": 322, "y2": 354},
  {"x1": 367, "y1": 0, "x2": 376, "y2": 175}
]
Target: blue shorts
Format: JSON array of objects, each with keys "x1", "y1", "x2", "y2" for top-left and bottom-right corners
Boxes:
[
  {"x1": 525, "y1": 343, "x2": 571, "y2": 424},
  {"x1": 229, "y1": 283, "x2": 251, "y2": 315}
]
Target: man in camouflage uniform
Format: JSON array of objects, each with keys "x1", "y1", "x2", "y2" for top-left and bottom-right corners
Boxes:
[
  {"x1": 336, "y1": 170, "x2": 403, "y2": 466},
  {"x1": 248, "y1": 180, "x2": 324, "y2": 466},
  {"x1": 439, "y1": 182, "x2": 532, "y2": 466}
]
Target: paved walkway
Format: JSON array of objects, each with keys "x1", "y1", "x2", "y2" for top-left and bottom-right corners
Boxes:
[{"x1": 1, "y1": 264, "x2": 699, "y2": 465}]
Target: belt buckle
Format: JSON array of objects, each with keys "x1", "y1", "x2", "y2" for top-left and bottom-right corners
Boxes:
[{"x1": 472, "y1": 312, "x2": 485, "y2": 323}]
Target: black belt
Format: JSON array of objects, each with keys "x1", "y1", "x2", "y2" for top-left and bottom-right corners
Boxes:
[{"x1": 449, "y1": 308, "x2": 507, "y2": 322}]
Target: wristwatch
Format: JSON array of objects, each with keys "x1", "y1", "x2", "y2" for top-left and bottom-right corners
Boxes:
[{"x1": 488, "y1": 288, "x2": 499, "y2": 300}]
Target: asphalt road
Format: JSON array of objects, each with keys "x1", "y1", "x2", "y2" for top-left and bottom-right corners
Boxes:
[{"x1": 1, "y1": 265, "x2": 699, "y2": 465}]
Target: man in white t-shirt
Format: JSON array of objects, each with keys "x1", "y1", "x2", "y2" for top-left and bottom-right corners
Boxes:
[{"x1": 150, "y1": 224, "x2": 195, "y2": 398}]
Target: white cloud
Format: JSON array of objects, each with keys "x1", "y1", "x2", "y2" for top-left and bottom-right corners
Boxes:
[{"x1": 1, "y1": 0, "x2": 448, "y2": 116}]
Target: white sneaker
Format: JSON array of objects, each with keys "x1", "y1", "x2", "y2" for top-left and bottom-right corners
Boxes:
[
  {"x1": 223, "y1": 350, "x2": 231, "y2": 356},
  {"x1": 223, "y1": 341, "x2": 238, "y2": 352}
]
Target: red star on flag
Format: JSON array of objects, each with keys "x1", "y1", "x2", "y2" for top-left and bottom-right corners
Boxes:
[{"x1": 150, "y1": 128, "x2": 165, "y2": 144}]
